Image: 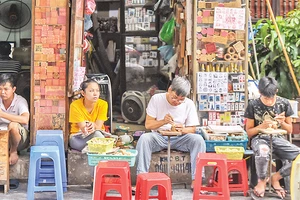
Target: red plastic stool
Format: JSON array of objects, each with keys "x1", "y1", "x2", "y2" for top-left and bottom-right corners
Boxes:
[
  {"x1": 135, "y1": 172, "x2": 172, "y2": 200},
  {"x1": 212, "y1": 159, "x2": 248, "y2": 196},
  {"x1": 193, "y1": 153, "x2": 230, "y2": 200},
  {"x1": 93, "y1": 161, "x2": 131, "y2": 200},
  {"x1": 227, "y1": 159, "x2": 249, "y2": 196}
]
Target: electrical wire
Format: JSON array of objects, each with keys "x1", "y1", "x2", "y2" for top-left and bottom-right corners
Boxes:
[{"x1": 6, "y1": 28, "x2": 12, "y2": 41}]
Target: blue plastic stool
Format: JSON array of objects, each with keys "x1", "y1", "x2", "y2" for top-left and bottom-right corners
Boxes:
[
  {"x1": 27, "y1": 146, "x2": 64, "y2": 200},
  {"x1": 35, "y1": 130, "x2": 67, "y2": 192}
]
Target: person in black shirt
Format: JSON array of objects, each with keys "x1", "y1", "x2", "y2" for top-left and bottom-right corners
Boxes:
[{"x1": 244, "y1": 76, "x2": 300, "y2": 199}]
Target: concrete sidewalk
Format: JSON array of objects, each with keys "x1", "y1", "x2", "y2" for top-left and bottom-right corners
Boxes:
[{"x1": 0, "y1": 181, "x2": 287, "y2": 200}]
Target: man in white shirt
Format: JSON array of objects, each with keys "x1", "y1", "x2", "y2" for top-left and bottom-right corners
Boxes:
[
  {"x1": 135, "y1": 76, "x2": 206, "y2": 191},
  {"x1": 0, "y1": 74, "x2": 29, "y2": 165}
]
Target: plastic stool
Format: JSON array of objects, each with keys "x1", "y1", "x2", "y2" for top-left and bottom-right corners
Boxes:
[
  {"x1": 193, "y1": 153, "x2": 230, "y2": 200},
  {"x1": 135, "y1": 172, "x2": 172, "y2": 200},
  {"x1": 93, "y1": 161, "x2": 131, "y2": 200},
  {"x1": 227, "y1": 159, "x2": 249, "y2": 196},
  {"x1": 35, "y1": 130, "x2": 67, "y2": 192},
  {"x1": 27, "y1": 146, "x2": 63, "y2": 200},
  {"x1": 212, "y1": 159, "x2": 249, "y2": 196}
]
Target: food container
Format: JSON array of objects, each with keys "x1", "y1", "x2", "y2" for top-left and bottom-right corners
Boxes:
[
  {"x1": 87, "y1": 149, "x2": 138, "y2": 167},
  {"x1": 87, "y1": 138, "x2": 115, "y2": 153},
  {"x1": 207, "y1": 133, "x2": 228, "y2": 141},
  {"x1": 215, "y1": 146, "x2": 245, "y2": 160}
]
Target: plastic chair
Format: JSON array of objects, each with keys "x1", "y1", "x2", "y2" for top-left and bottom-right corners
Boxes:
[
  {"x1": 93, "y1": 160, "x2": 131, "y2": 200},
  {"x1": 135, "y1": 172, "x2": 172, "y2": 200},
  {"x1": 27, "y1": 146, "x2": 63, "y2": 200},
  {"x1": 212, "y1": 159, "x2": 249, "y2": 196},
  {"x1": 193, "y1": 153, "x2": 230, "y2": 200},
  {"x1": 35, "y1": 130, "x2": 67, "y2": 192}
]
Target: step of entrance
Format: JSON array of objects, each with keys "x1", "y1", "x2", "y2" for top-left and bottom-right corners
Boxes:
[
  {"x1": 9, "y1": 150, "x2": 30, "y2": 180},
  {"x1": 67, "y1": 149, "x2": 192, "y2": 186}
]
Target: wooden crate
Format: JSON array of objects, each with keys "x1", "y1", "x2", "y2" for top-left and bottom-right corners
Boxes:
[{"x1": 0, "y1": 130, "x2": 9, "y2": 193}]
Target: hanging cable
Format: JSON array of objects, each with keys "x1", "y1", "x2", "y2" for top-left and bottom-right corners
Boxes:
[{"x1": 6, "y1": 28, "x2": 12, "y2": 41}]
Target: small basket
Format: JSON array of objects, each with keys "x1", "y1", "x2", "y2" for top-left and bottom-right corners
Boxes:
[
  {"x1": 214, "y1": 146, "x2": 244, "y2": 160},
  {"x1": 87, "y1": 138, "x2": 115, "y2": 153},
  {"x1": 87, "y1": 149, "x2": 138, "y2": 167}
]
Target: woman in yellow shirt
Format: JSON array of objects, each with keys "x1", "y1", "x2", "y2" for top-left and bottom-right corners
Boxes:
[{"x1": 69, "y1": 79, "x2": 108, "y2": 151}]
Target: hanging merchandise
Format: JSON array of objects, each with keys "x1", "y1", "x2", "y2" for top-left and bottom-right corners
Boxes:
[
  {"x1": 158, "y1": 45, "x2": 174, "y2": 63},
  {"x1": 85, "y1": 0, "x2": 96, "y2": 15},
  {"x1": 154, "y1": 0, "x2": 172, "y2": 17},
  {"x1": 159, "y1": 15, "x2": 175, "y2": 45},
  {"x1": 84, "y1": 14, "x2": 93, "y2": 31}
]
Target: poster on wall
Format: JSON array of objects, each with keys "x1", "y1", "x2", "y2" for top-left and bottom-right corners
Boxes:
[
  {"x1": 197, "y1": 72, "x2": 228, "y2": 94},
  {"x1": 213, "y1": 7, "x2": 245, "y2": 30},
  {"x1": 73, "y1": 63, "x2": 86, "y2": 91}
]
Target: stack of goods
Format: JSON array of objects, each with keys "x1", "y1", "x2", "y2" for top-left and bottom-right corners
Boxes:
[
  {"x1": 86, "y1": 137, "x2": 138, "y2": 167},
  {"x1": 198, "y1": 125, "x2": 248, "y2": 152}
]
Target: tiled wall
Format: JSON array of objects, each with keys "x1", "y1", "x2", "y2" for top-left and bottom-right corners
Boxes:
[{"x1": 31, "y1": 0, "x2": 68, "y2": 142}]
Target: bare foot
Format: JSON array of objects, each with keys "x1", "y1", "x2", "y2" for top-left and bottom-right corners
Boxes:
[
  {"x1": 9, "y1": 151, "x2": 19, "y2": 165},
  {"x1": 253, "y1": 179, "x2": 268, "y2": 197},
  {"x1": 271, "y1": 176, "x2": 286, "y2": 199}
]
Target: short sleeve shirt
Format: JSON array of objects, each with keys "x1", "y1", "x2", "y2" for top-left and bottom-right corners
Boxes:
[
  {"x1": 146, "y1": 93, "x2": 199, "y2": 131},
  {"x1": 69, "y1": 98, "x2": 108, "y2": 134},
  {"x1": 244, "y1": 96, "x2": 293, "y2": 127},
  {"x1": 0, "y1": 94, "x2": 29, "y2": 130}
]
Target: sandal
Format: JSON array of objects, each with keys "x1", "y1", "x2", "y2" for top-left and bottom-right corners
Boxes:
[
  {"x1": 190, "y1": 180, "x2": 194, "y2": 192},
  {"x1": 249, "y1": 188, "x2": 265, "y2": 200},
  {"x1": 271, "y1": 186, "x2": 286, "y2": 199},
  {"x1": 132, "y1": 186, "x2": 136, "y2": 196},
  {"x1": 9, "y1": 179, "x2": 19, "y2": 189}
]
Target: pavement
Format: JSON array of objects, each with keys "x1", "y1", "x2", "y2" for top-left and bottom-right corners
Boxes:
[{"x1": 0, "y1": 181, "x2": 289, "y2": 200}]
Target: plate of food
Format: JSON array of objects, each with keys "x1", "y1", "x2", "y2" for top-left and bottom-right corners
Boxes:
[{"x1": 258, "y1": 128, "x2": 287, "y2": 135}]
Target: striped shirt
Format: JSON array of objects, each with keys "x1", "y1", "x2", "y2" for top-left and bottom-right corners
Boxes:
[{"x1": 0, "y1": 55, "x2": 21, "y2": 74}]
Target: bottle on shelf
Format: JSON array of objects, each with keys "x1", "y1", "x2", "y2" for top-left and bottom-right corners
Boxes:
[
  {"x1": 205, "y1": 64, "x2": 210, "y2": 72},
  {"x1": 200, "y1": 63, "x2": 205, "y2": 72},
  {"x1": 215, "y1": 64, "x2": 220, "y2": 72}
]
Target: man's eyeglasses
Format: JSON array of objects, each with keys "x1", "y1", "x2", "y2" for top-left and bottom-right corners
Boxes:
[{"x1": 170, "y1": 94, "x2": 186, "y2": 103}]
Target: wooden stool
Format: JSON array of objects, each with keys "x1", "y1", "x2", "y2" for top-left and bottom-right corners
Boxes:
[
  {"x1": 93, "y1": 161, "x2": 131, "y2": 200},
  {"x1": 0, "y1": 130, "x2": 9, "y2": 194},
  {"x1": 193, "y1": 153, "x2": 230, "y2": 200},
  {"x1": 135, "y1": 172, "x2": 172, "y2": 200}
]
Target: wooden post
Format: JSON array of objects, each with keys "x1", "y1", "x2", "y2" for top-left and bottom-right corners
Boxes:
[{"x1": 266, "y1": 0, "x2": 300, "y2": 96}]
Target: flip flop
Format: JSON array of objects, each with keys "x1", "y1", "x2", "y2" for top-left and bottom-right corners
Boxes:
[
  {"x1": 190, "y1": 180, "x2": 194, "y2": 192},
  {"x1": 9, "y1": 179, "x2": 19, "y2": 189},
  {"x1": 132, "y1": 186, "x2": 136, "y2": 196},
  {"x1": 249, "y1": 188, "x2": 264, "y2": 200},
  {"x1": 271, "y1": 186, "x2": 287, "y2": 199}
]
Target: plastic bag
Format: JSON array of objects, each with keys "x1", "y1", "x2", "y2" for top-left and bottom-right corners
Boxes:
[
  {"x1": 85, "y1": 0, "x2": 96, "y2": 15},
  {"x1": 159, "y1": 16, "x2": 175, "y2": 45},
  {"x1": 158, "y1": 45, "x2": 174, "y2": 63}
]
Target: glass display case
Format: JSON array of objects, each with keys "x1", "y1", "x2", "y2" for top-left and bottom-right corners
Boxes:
[
  {"x1": 124, "y1": 0, "x2": 157, "y2": 32},
  {"x1": 125, "y1": 35, "x2": 163, "y2": 91},
  {"x1": 122, "y1": 0, "x2": 164, "y2": 91}
]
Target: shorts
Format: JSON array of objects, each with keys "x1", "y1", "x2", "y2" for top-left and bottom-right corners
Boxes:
[{"x1": 17, "y1": 124, "x2": 29, "y2": 151}]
